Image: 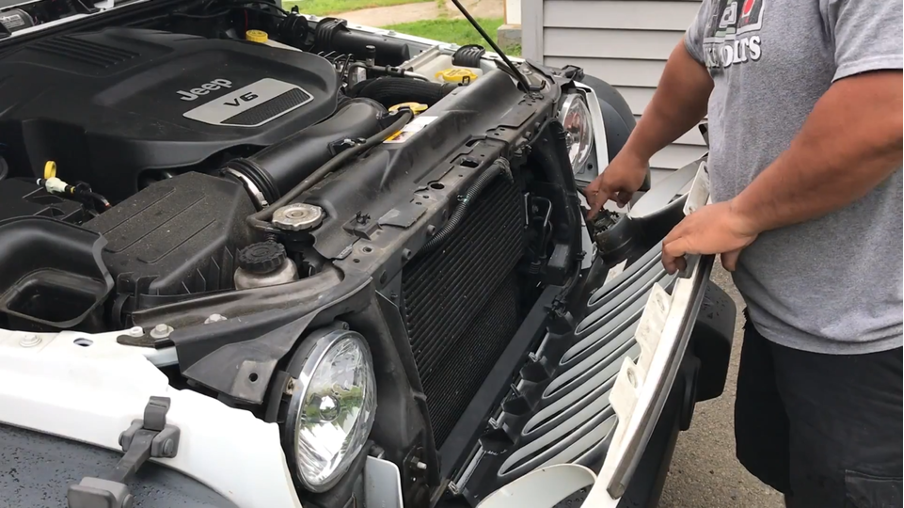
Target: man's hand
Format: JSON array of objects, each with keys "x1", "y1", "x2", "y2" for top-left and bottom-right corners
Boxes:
[
  {"x1": 661, "y1": 200, "x2": 759, "y2": 274},
  {"x1": 584, "y1": 150, "x2": 649, "y2": 218}
]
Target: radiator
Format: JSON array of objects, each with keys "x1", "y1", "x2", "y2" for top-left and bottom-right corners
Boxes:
[{"x1": 401, "y1": 175, "x2": 525, "y2": 446}]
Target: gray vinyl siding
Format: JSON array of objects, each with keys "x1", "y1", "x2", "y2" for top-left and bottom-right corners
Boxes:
[{"x1": 523, "y1": 0, "x2": 706, "y2": 183}]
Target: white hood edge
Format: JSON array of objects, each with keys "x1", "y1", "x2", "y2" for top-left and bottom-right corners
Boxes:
[{"x1": 0, "y1": 327, "x2": 302, "y2": 508}]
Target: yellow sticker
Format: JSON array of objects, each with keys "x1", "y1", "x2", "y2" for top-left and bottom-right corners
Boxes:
[{"x1": 383, "y1": 116, "x2": 438, "y2": 144}]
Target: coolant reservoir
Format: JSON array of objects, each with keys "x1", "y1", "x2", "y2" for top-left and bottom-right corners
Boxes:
[{"x1": 234, "y1": 241, "x2": 299, "y2": 290}]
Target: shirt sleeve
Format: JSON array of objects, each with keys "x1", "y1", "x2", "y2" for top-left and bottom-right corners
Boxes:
[
  {"x1": 683, "y1": 1, "x2": 711, "y2": 66},
  {"x1": 829, "y1": 0, "x2": 903, "y2": 82}
]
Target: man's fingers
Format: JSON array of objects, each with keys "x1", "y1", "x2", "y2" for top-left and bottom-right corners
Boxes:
[
  {"x1": 662, "y1": 251, "x2": 687, "y2": 275},
  {"x1": 721, "y1": 249, "x2": 742, "y2": 271},
  {"x1": 587, "y1": 197, "x2": 603, "y2": 219},
  {"x1": 662, "y1": 237, "x2": 692, "y2": 274},
  {"x1": 585, "y1": 189, "x2": 611, "y2": 219}
]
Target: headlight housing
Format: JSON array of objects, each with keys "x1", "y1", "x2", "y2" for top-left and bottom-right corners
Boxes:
[
  {"x1": 282, "y1": 326, "x2": 377, "y2": 492},
  {"x1": 558, "y1": 93, "x2": 594, "y2": 173}
]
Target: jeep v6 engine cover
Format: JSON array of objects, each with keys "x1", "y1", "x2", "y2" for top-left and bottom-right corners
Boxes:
[{"x1": 0, "y1": 28, "x2": 339, "y2": 201}]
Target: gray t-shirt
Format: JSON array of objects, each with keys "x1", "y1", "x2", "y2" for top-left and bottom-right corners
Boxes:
[{"x1": 684, "y1": 0, "x2": 903, "y2": 354}]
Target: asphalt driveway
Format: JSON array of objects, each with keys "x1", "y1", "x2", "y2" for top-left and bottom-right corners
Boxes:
[{"x1": 658, "y1": 265, "x2": 785, "y2": 508}]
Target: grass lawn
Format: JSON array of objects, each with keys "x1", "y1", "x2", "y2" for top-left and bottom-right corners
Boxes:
[
  {"x1": 382, "y1": 18, "x2": 521, "y2": 55},
  {"x1": 283, "y1": 0, "x2": 430, "y2": 17}
]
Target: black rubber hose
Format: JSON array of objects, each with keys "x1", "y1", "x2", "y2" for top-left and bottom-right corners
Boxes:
[
  {"x1": 418, "y1": 157, "x2": 511, "y2": 257},
  {"x1": 236, "y1": 99, "x2": 387, "y2": 202},
  {"x1": 246, "y1": 110, "x2": 414, "y2": 234},
  {"x1": 348, "y1": 77, "x2": 457, "y2": 108}
]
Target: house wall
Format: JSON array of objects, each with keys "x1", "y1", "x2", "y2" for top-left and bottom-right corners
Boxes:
[{"x1": 522, "y1": 0, "x2": 706, "y2": 183}]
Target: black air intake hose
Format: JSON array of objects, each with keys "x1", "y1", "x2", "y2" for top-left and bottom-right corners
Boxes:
[
  {"x1": 276, "y1": 14, "x2": 310, "y2": 49},
  {"x1": 246, "y1": 110, "x2": 414, "y2": 234},
  {"x1": 314, "y1": 18, "x2": 410, "y2": 66},
  {"x1": 419, "y1": 158, "x2": 512, "y2": 257},
  {"x1": 223, "y1": 99, "x2": 386, "y2": 206},
  {"x1": 348, "y1": 78, "x2": 458, "y2": 109}
]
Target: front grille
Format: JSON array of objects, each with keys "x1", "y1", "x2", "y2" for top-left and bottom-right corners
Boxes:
[
  {"x1": 461, "y1": 244, "x2": 679, "y2": 500},
  {"x1": 401, "y1": 175, "x2": 525, "y2": 446}
]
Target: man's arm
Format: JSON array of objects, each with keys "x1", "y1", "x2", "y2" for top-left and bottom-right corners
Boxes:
[
  {"x1": 622, "y1": 42, "x2": 713, "y2": 161},
  {"x1": 584, "y1": 1, "x2": 713, "y2": 216},
  {"x1": 730, "y1": 70, "x2": 902, "y2": 233},
  {"x1": 584, "y1": 41, "x2": 712, "y2": 215}
]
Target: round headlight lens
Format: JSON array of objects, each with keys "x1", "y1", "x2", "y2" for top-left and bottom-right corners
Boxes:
[
  {"x1": 559, "y1": 94, "x2": 594, "y2": 172},
  {"x1": 284, "y1": 329, "x2": 377, "y2": 492}
]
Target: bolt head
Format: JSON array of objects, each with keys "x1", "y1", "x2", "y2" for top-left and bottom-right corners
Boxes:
[
  {"x1": 150, "y1": 324, "x2": 174, "y2": 339},
  {"x1": 285, "y1": 378, "x2": 297, "y2": 395},
  {"x1": 204, "y1": 314, "x2": 227, "y2": 324}
]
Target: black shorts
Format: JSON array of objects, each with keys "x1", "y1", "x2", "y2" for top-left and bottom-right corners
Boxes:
[{"x1": 734, "y1": 315, "x2": 903, "y2": 508}]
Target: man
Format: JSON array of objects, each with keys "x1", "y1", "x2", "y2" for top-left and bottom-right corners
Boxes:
[{"x1": 584, "y1": 0, "x2": 903, "y2": 506}]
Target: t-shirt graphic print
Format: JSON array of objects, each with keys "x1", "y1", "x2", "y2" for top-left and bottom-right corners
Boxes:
[{"x1": 701, "y1": 0, "x2": 765, "y2": 71}]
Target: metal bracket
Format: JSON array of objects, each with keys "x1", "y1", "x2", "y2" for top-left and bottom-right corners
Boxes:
[{"x1": 67, "y1": 396, "x2": 180, "y2": 508}]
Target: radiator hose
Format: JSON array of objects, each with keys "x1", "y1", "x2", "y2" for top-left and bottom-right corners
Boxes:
[
  {"x1": 348, "y1": 77, "x2": 458, "y2": 108},
  {"x1": 418, "y1": 157, "x2": 512, "y2": 257}
]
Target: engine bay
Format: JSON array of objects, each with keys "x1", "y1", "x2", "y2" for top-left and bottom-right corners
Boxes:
[{"x1": 0, "y1": 0, "x2": 571, "y2": 335}]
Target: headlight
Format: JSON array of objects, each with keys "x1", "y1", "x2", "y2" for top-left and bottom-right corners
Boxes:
[
  {"x1": 282, "y1": 326, "x2": 377, "y2": 492},
  {"x1": 558, "y1": 93, "x2": 594, "y2": 172}
]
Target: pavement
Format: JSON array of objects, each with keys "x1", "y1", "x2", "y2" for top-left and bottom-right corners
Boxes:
[
  {"x1": 334, "y1": 0, "x2": 503, "y2": 27},
  {"x1": 658, "y1": 264, "x2": 785, "y2": 508}
]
